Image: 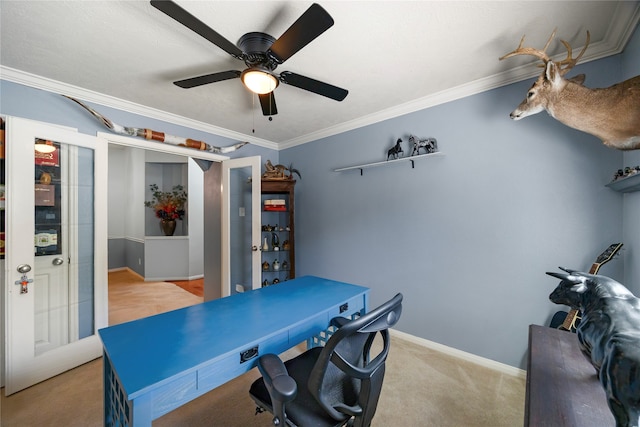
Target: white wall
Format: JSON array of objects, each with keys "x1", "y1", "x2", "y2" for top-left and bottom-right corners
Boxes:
[{"x1": 188, "y1": 159, "x2": 204, "y2": 279}]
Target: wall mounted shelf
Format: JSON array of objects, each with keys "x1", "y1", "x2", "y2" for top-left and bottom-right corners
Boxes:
[
  {"x1": 606, "y1": 173, "x2": 640, "y2": 193},
  {"x1": 334, "y1": 152, "x2": 444, "y2": 175}
]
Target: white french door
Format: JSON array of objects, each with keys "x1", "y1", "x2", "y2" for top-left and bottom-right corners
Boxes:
[
  {"x1": 4, "y1": 117, "x2": 107, "y2": 395},
  {"x1": 221, "y1": 156, "x2": 261, "y2": 297}
]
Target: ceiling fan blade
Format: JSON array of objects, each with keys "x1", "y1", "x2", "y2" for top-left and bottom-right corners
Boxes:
[
  {"x1": 267, "y1": 3, "x2": 334, "y2": 64},
  {"x1": 174, "y1": 70, "x2": 241, "y2": 88},
  {"x1": 150, "y1": 0, "x2": 243, "y2": 59},
  {"x1": 279, "y1": 71, "x2": 348, "y2": 101},
  {"x1": 259, "y1": 92, "x2": 278, "y2": 116}
]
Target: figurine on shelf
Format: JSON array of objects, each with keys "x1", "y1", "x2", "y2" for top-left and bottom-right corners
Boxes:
[
  {"x1": 387, "y1": 138, "x2": 404, "y2": 160},
  {"x1": 613, "y1": 165, "x2": 640, "y2": 181},
  {"x1": 282, "y1": 260, "x2": 288, "y2": 271},
  {"x1": 282, "y1": 240, "x2": 291, "y2": 251},
  {"x1": 262, "y1": 160, "x2": 302, "y2": 180},
  {"x1": 262, "y1": 261, "x2": 270, "y2": 271},
  {"x1": 272, "y1": 259, "x2": 280, "y2": 271},
  {"x1": 271, "y1": 232, "x2": 280, "y2": 251},
  {"x1": 409, "y1": 135, "x2": 438, "y2": 156},
  {"x1": 262, "y1": 237, "x2": 269, "y2": 251}
]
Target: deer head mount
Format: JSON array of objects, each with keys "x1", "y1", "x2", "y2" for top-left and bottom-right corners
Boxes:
[{"x1": 500, "y1": 29, "x2": 640, "y2": 150}]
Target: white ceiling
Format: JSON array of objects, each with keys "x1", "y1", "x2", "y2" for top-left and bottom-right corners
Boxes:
[{"x1": 1, "y1": 1, "x2": 638, "y2": 149}]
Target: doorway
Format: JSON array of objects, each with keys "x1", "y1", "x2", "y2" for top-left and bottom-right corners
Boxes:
[{"x1": 106, "y1": 145, "x2": 206, "y2": 324}]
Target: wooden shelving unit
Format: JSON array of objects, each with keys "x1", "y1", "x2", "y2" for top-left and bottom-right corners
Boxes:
[{"x1": 261, "y1": 179, "x2": 295, "y2": 287}]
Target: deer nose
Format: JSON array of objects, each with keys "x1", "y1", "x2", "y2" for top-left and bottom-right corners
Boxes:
[{"x1": 509, "y1": 111, "x2": 521, "y2": 120}]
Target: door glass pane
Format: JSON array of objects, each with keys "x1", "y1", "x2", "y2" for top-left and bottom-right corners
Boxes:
[
  {"x1": 34, "y1": 139, "x2": 95, "y2": 355},
  {"x1": 229, "y1": 167, "x2": 253, "y2": 295}
]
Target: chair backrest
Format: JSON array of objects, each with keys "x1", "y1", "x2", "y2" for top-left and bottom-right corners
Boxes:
[{"x1": 308, "y1": 293, "x2": 403, "y2": 427}]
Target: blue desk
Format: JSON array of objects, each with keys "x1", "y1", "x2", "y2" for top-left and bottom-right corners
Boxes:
[{"x1": 98, "y1": 276, "x2": 369, "y2": 426}]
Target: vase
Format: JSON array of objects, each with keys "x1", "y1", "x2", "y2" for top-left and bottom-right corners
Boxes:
[{"x1": 160, "y1": 219, "x2": 176, "y2": 236}]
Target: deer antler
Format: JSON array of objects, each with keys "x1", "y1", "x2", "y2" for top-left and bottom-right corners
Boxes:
[
  {"x1": 499, "y1": 28, "x2": 556, "y2": 63},
  {"x1": 556, "y1": 31, "x2": 590, "y2": 75},
  {"x1": 499, "y1": 28, "x2": 590, "y2": 76}
]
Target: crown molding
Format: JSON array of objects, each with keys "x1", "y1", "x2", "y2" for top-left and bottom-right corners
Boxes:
[{"x1": 280, "y1": 3, "x2": 639, "y2": 150}]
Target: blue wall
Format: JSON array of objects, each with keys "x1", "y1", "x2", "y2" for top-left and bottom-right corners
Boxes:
[
  {"x1": 281, "y1": 47, "x2": 638, "y2": 368},
  {"x1": 622, "y1": 24, "x2": 640, "y2": 293}
]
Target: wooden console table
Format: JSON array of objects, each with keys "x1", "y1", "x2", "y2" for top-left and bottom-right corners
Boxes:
[{"x1": 525, "y1": 324, "x2": 615, "y2": 426}]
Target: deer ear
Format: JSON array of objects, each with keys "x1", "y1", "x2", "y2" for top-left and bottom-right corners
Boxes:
[
  {"x1": 544, "y1": 61, "x2": 562, "y2": 84},
  {"x1": 568, "y1": 74, "x2": 586, "y2": 85}
]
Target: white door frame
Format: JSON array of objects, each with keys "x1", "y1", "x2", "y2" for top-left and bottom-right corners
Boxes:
[{"x1": 221, "y1": 156, "x2": 261, "y2": 297}]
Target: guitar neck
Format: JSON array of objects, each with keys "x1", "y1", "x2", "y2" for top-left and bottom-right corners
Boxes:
[
  {"x1": 560, "y1": 262, "x2": 602, "y2": 330},
  {"x1": 588, "y1": 263, "x2": 602, "y2": 275},
  {"x1": 559, "y1": 243, "x2": 622, "y2": 332}
]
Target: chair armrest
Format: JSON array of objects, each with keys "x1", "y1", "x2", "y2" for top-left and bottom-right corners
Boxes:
[
  {"x1": 330, "y1": 316, "x2": 350, "y2": 329},
  {"x1": 257, "y1": 354, "x2": 298, "y2": 425}
]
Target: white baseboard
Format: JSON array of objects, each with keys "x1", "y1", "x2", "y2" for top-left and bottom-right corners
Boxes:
[
  {"x1": 390, "y1": 329, "x2": 526, "y2": 379},
  {"x1": 108, "y1": 268, "x2": 203, "y2": 283},
  {"x1": 144, "y1": 274, "x2": 203, "y2": 282},
  {"x1": 108, "y1": 267, "x2": 144, "y2": 281}
]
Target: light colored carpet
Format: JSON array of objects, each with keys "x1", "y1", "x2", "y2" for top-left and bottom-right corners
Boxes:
[
  {"x1": 1, "y1": 271, "x2": 525, "y2": 426},
  {"x1": 1, "y1": 336, "x2": 525, "y2": 427}
]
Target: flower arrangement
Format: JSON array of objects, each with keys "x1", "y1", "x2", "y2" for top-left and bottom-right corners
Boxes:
[{"x1": 144, "y1": 184, "x2": 187, "y2": 221}]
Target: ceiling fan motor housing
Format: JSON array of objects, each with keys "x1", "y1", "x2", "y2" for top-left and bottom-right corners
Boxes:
[{"x1": 238, "y1": 32, "x2": 277, "y2": 70}]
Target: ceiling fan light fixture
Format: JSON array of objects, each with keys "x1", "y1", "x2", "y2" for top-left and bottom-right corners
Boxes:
[{"x1": 241, "y1": 68, "x2": 278, "y2": 95}]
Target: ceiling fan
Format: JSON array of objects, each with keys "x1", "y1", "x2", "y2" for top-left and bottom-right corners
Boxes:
[{"x1": 150, "y1": 0, "x2": 349, "y2": 116}]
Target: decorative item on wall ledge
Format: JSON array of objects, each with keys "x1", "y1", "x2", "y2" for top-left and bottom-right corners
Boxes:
[
  {"x1": 144, "y1": 184, "x2": 187, "y2": 236},
  {"x1": 612, "y1": 165, "x2": 640, "y2": 182},
  {"x1": 607, "y1": 165, "x2": 640, "y2": 193},
  {"x1": 63, "y1": 95, "x2": 249, "y2": 154},
  {"x1": 409, "y1": 135, "x2": 438, "y2": 156},
  {"x1": 262, "y1": 160, "x2": 301, "y2": 180},
  {"x1": 387, "y1": 138, "x2": 404, "y2": 160}
]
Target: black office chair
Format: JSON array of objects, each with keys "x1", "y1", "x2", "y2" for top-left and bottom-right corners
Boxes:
[{"x1": 249, "y1": 293, "x2": 403, "y2": 427}]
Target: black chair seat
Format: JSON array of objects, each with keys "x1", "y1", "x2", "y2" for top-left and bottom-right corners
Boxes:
[
  {"x1": 249, "y1": 293, "x2": 403, "y2": 427},
  {"x1": 250, "y1": 347, "x2": 351, "y2": 426}
]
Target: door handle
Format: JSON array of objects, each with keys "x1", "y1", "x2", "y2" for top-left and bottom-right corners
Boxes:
[
  {"x1": 17, "y1": 264, "x2": 32, "y2": 274},
  {"x1": 251, "y1": 245, "x2": 258, "y2": 252},
  {"x1": 52, "y1": 257, "x2": 64, "y2": 266}
]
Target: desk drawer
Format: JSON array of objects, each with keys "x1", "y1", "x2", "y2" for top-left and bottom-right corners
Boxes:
[
  {"x1": 198, "y1": 331, "x2": 288, "y2": 391},
  {"x1": 152, "y1": 371, "x2": 198, "y2": 419},
  {"x1": 329, "y1": 295, "x2": 366, "y2": 319},
  {"x1": 289, "y1": 313, "x2": 329, "y2": 345}
]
